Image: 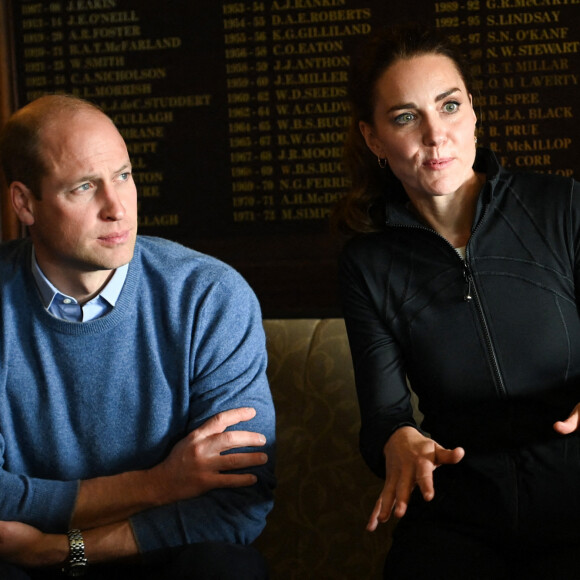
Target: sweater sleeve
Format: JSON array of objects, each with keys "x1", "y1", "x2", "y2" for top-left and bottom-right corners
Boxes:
[
  {"x1": 129, "y1": 267, "x2": 275, "y2": 554},
  {"x1": 339, "y1": 241, "x2": 417, "y2": 479},
  {"x1": 0, "y1": 243, "x2": 82, "y2": 533},
  {"x1": 0, "y1": 454, "x2": 78, "y2": 533}
]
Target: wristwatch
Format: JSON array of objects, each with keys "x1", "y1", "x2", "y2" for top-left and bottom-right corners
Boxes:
[{"x1": 63, "y1": 529, "x2": 87, "y2": 577}]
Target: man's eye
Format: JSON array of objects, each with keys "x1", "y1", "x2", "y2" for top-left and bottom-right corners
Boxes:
[{"x1": 74, "y1": 183, "x2": 92, "y2": 193}]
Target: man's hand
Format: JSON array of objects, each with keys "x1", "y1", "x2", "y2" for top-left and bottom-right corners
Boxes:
[
  {"x1": 554, "y1": 403, "x2": 580, "y2": 434},
  {"x1": 0, "y1": 521, "x2": 66, "y2": 568},
  {"x1": 72, "y1": 407, "x2": 268, "y2": 529},
  {"x1": 149, "y1": 406, "x2": 268, "y2": 503},
  {"x1": 366, "y1": 427, "x2": 465, "y2": 532}
]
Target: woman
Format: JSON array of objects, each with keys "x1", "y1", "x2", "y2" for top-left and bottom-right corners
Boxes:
[{"x1": 335, "y1": 24, "x2": 580, "y2": 578}]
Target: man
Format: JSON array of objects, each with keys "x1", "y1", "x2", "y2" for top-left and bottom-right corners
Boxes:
[{"x1": 0, "y1": 95, "x2": 275, "y2": 579}]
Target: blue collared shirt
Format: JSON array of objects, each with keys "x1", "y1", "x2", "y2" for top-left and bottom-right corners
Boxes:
[{"x1": 31, "y1": 250, "x2": 128, "y2": 322}]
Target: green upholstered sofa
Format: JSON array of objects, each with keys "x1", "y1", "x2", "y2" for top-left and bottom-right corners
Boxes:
[{"x1": 255, "y1": 319, "x2": 401, "y2": 580}]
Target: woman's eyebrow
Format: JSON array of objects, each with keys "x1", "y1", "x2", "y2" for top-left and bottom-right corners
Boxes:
[
  {"x1": 435, "y1": 87, "x2": 462, "y2": 102},
  {"x1": 387, "y1": 88, "x2": 462, "y2": 113}
]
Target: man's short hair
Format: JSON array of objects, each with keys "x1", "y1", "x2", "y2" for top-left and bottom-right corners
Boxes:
[{"x1": 0, "y1": 94, "x2": 105, "y2": 199}]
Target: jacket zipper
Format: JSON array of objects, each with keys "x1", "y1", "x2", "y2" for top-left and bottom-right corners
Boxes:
[
  {"x1": 388, "y1": 220, "x2": 508, "y2": 400},
  {"x1": 462, "y1": 261, "x2": 507, "y2": 399}
]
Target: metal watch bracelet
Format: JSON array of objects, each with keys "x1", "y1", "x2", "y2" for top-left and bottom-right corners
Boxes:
[{"x1": 63, "y1": 529, "x2": 87, "y2": 577}]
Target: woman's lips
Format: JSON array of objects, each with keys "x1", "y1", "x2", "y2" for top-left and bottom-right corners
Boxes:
[{"x1": 423, "y1": 158, "x2": 454, "y2": 170}]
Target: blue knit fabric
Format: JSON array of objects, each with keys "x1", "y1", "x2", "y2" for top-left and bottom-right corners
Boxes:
[{"x1": 0, "y1": 236, "x2": 275, "y2": 553}]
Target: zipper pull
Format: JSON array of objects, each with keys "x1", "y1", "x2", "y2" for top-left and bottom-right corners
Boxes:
[{"x1": 463, "y1": 264, "x2": 473, "y2": 301}]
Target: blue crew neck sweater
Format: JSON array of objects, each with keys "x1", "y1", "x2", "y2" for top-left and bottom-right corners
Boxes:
[{"x1": 0, "y1": 236, "x2": 275, "y2": 553}]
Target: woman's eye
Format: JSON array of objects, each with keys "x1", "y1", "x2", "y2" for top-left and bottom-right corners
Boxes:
[
  {"x1": 444, "y1": 101, "x2": 460, "y2": 113},
  {"x1": 394, "y1": 112, "x2": 415, "y2": 125}
]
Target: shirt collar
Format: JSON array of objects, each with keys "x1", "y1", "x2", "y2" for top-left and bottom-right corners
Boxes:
[{"x1": 31, "y1": 248, "x2": 129, "y2": 310}]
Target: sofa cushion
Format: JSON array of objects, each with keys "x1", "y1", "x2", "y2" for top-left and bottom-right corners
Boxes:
[{"x1": 256, "y1": 319, "x2": 395, "y2": 579}]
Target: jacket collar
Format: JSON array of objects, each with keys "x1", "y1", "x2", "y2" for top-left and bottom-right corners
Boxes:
[{"x1": 384, "y1": 147, "x2": 503, "y2": 227}]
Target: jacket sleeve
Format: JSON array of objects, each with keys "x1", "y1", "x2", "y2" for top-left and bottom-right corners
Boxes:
[
  {"x1": 129, "y1": 268, "x2": 275, "y2": 554},
  {"x1": 569, "y1": 180, "x2": 580, "y2": 296},
  {"x1": 339, "y1": 240, "x2": 417, "y2": 478}
]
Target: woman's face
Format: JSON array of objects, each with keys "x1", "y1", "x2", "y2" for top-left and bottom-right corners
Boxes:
[{"x1": 360, "y1": 53, "x2": 478, "y2": 202}]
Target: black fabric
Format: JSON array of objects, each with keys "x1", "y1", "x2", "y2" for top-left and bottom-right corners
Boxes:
[
  {"x1": 15, "y1": 542, "x2": 268, "y2": 580},
  {"x1": 384, "y1": 516, "x2": 580, "y2": 579},
  {"x1": 339, "y1": 148, "x2": 580, "y2": 570},
  {"x1": 340, "y1": 148, "x2": 580, "y2": 476}
]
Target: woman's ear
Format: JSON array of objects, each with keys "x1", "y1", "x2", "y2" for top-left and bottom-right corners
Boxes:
[
  {"x1": 469, "y1": 93, "x2": 477, "y2": 125},
  {"x1": 359, "y1": 121, "x2": 385, "y2": 158},
  {"x1": 10, "y1": 182, "x2": 36, "y2": 227}
]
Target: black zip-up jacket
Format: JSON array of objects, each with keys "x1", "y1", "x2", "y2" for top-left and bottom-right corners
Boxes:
[{"x1": 339, "y1": 148, "x2": 580, "y2": 479}]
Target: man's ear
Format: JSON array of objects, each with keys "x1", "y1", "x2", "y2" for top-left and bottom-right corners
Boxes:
[
  {"x1": 359, "y1": 121, "x2": 385, "y2": 158},
  {"x1": 10, "y1": 182, "x2": 36, "y2": 227}
]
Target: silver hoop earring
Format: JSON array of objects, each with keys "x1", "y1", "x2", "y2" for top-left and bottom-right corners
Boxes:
[
  {"x1": 378, "y1": 157, "x2": 387, "y2": 169},
  {"x1": 474, "y1": 136, "x2": 478, "y2": 144}
]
